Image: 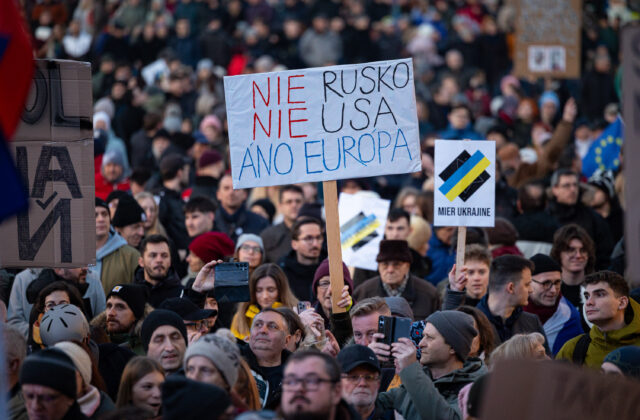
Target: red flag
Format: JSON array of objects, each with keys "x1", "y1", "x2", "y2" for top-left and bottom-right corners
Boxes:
[{"x1": 0, "y1": 0, "x2": 34, "y2": 139}]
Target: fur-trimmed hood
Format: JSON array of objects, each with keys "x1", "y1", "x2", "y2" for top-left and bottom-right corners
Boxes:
[{"x1": 90, "y1": 302, "x2": 155, "y2": 340}]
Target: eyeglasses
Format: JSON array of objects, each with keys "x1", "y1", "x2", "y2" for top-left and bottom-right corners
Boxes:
[
  {"x1": 282, "y1": 375, "x2": 337, "y2": 391},
  {"x1": 298, "y1": 235, "x2": 323, "y2": 244},
  {"x1": 184, "y1": 319, "x2": 214, "y2": 331},
  {"x1": 239, "y1": 244, "x2": 262, "y2": 254},
  {"x1": 531, "y1": 278, "x2": 562, "y2": 291},
  {"x1": 317, "y1": 281, "x2": 331, "y2": 289},
  {"x1": 341, "y1": 374, "x2": 380, "y2": 384}
]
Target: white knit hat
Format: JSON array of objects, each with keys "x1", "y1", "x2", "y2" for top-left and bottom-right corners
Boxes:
[{"x1": 54, "y1": 341, "x2": 92, "y2": 385}]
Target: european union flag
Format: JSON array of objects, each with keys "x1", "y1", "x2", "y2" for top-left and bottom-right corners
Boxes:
[{"x1": 582, "y1": 116, "x2": 624, "y2": 178}]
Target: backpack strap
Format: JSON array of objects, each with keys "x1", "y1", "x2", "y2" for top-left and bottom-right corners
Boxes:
[{"x1": 571, "y1": 334, "x2": 592, "y2": 365}]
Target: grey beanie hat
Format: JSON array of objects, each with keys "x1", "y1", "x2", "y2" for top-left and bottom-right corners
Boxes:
[
  {"x1": 40, "y1": 304, "x2": 90, "y2": 347},
  {"x1": 235, "y1": 233, "x2": 264, "y2": 253},
  {"x1": 426, "y1": 311, "x2": 477, "y2": 361},
  {"x1": 184, "y1": 333, "x2": 241, "y2": 387}
]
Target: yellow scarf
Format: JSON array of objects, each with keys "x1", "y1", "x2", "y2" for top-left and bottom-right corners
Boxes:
[{"x1": 231, "y1": 302, "x2": 285, "y2": 341}]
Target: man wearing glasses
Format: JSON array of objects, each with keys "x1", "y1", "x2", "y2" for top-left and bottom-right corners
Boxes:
[
  {"x1": 280, "y1": 350, "x2": 359, "y2": 420},
  {"x1": 278, "y1": 216, "x2": 327, "y2": 301},
  {"x1": 524, "y1": 254, "x2": 583, "y2": 355},
  {"x1": 159, "y1": 297, "x2": 218, "y2": 344},
  {"x1": 337, "y1": 345, "x2": 393, "y2": 420}
]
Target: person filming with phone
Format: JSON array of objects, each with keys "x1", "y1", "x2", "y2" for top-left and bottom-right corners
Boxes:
[{"x1": 370, "y1": 310, "x2": 486, "y2": 419}]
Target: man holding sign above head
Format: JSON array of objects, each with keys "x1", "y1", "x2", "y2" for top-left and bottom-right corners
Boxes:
[{"x1": 353, "y1": 240, "x2": 440, "y2": 321}]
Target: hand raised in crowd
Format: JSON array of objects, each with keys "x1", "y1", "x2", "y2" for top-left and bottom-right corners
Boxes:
[
  {"x1": 298, "y1": 308, "x2": 326, "y2": 339},
  {"x1": 448, "y1": 264, "x2": 468, "y2": 292},
  {"x1": 320, "y1": 330, "x2": 340, "y2": 357},
  {"x1": 336, "y1": 285, "x2": 352, "y2": 309},
  {"x1": 191, "y1": 260, "x2": 223, "y2": 293},
  {"x1": 392, "y1": 337, "x2": 418, "y2": 374},
  {"x1": 562, "y1": 97, "x2": 577, "y2": 123},
  {"x1": 368, "y1": 332, "x2": 391, "y2": 363}
]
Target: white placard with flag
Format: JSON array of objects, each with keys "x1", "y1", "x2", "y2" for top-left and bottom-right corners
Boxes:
[
  {"x1": 338, "y1": 192, "x2": 390, "y2": 271},
  {"x1": 433, "y1": 140, "x2": 495, "y2": 227}
]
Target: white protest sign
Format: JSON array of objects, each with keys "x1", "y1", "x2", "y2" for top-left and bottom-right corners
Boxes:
[
  {"x1": 338, "y1": 192, "x2": 390, "y2": 271},
  {"x1": 224, "y1": 59, "x2": 421, "y2": 189},
  {"x1": 433, "y1": 140, "x2": 495, "y2": 227}
]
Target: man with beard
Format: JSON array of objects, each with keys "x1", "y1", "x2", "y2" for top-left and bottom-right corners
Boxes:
[
  {"x1": 134, "y1": 235, "x2": 183, "y2": 307},
  {"x1": 112, "y1": 194, "x2": 147, "y2": 249},
  {"x1": 240, "y1": 308, "x2": 292, "y2": 409},
  {"x1": 278, "y1": 217, "x2": 326, "y2": 301},
  {"x1": 337, "y1": 345, "x2": 393, "y2": 420},
  {"x1": 372, "y1": 311, "x2": 486, "y2": 418},
  {"x1": 280, "y1": 350, "x2": 359, "y2": 420},
  {"x1": 95, "y1": 284, "x2": 150, "y2": 355},
  {"x1": 142, "y1": 309, "x2": 189, "y2": 374},
  {"x1": 157, "y1": 154, "x2": 192, "y2": 264}
]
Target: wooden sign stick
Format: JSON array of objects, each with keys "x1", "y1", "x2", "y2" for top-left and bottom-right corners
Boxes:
[
  {"x1": 455, "y1": 226, "x2": 467, "y2": 281},
  {"x1": 322, "y1": 180, "x2": 347, "y2": 313}
]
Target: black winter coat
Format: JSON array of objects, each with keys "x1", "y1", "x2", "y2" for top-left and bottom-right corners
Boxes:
[
  {"x1": 157, "y1": 186, "x2": 191, "y2": 251},
  {"x1": 133, "y1": 266, "x2": 184, "y2": 308},
  {"x1": 278, "y1": 249, "x2": 325, "y2": 302},
  {"x1": 214, "y1": 205, "x2": 269, "y2": 244}
]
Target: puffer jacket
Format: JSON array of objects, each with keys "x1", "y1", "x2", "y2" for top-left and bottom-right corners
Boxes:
[{"x1": 556, "y1": 298, "x2": 640, "y2": 368}]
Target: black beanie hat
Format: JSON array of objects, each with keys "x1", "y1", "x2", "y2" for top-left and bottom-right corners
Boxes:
[
  {"x1": 141, "y1": 309, "x2": 188, "y2": 352},
  {"x1": 106, "y1": 190, "x2": 128, "y2": 206},
  {"x1": 95, "y1": 197, "x2": 109, "y2": 212},
  {"x1": 111, "y1": 195, "x2": 146, "y2": 228},
  {"x1": 162, "y1": 376, "x2": 231, "y2": 420},
  {"x1": 530, "y1": 254, "x2": 562, "y2": 276},
  {"x1": 376, "y1": 239, "x2": 413, "y2": 263},
  {"x1": 107, "y1": 284, "x2": 149, "y2": 319},
  {"x1": 20, "y1": 348, "x2": 78, "y2": 399}
]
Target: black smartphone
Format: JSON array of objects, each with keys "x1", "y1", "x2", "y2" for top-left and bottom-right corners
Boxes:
[
  {"x1": 378, "y1": 316, "x2": 412, "y2": 346},
  {"x1": 213, "y1": 262, "x2": 250, "y2": 303},
  {"x1": 378, "y1": 315, "x2": 412, "y2": 368}
]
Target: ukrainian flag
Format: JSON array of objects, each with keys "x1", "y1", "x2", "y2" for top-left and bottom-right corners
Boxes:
[
  {"x1": 582, "y1": 117, "x2": 623, "y2": 178},
  {"x1": 439, "y1": 150, "x2": 491, "y2": 202}
]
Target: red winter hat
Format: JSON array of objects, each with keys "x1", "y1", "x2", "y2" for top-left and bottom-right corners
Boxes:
[{"x1": 188, "y1": 232, "x2": 235, "y2": 262}]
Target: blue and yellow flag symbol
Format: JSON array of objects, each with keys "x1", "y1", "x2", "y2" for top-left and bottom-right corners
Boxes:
[
  {"x1": 438, "y1": 150, "x2": 491, "y2": 202},
  {"x1": 582, "y1": 116, "x2": 623, "y2": 178}
]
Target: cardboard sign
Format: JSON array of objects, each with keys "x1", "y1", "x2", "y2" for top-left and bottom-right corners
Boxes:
[
  {"x1": 224, "y1": 59, "x2": 421, "y2": 189},
  {"x1": 514, "y1": 0, "x2": 582, "y2": 79},
  {"x1": 482, "y1": 360, "x2": 640, "y2": 420},
  {"x1": 338, "y1": 192, "x2": 390, "y2": 271},
  {"x1": 433, "y1": 140, "x2": 495, "y2": 227},
  {"x1": 623, "y1": 26, "x2": 640, "y2": 288},
  {"x1": 0, "y1": 60, "x2": 95, "y2": 267}
]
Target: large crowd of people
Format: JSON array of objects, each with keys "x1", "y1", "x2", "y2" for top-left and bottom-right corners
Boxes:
[{"x1": 2, "y1": 0, "x2": 639, "y2": 419}]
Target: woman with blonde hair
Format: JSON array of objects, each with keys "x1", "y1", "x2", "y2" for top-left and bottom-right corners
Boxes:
[
  {"x1": 488, "y1": 332, "x2": 549, "y2": 366},
  {"x1": 116, "y1": 356, "x2": 165, "y2": 418},
  {"x1": 407, "y1": 215, "x2": 432, "y2": 257},
  {"x1": 135, "y1": 192, "x2": 167, "y2": 237},
  {"x1": 230, "y1": 263, "x2": 298, "y2": 340}
]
